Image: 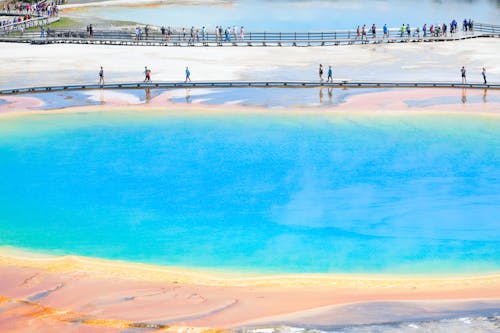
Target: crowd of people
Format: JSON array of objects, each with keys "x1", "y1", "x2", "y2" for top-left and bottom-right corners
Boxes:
[
  {"x1": 1, "y1": 1, "x2": 60, "y2": 28},
  {"x1": 130, "y1": 25, "x2": 247, "y2": 42},
  {"x1": 85, "y1": 19, "x2": 480, "y2": 43},
  {"x1": 354, "y1": 19, "x2": 475, "y2": 40},
  {"x1": 2, "y1": 1, "x2": 60, "y2": 17},
  {"x1": 1, "y1": 14, "x2": 34, "y2": 27}
]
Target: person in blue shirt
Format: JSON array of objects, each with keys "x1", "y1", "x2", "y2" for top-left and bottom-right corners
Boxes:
[
  {"x1": 383, "y1": 24, "x2": 388, "y2": 38},
  {"x1": 327, "y1": 66, "x2": 333, "y2": 83},
  {"x1": 185, "y1": 66, "x2": 191, "y2": 83}
]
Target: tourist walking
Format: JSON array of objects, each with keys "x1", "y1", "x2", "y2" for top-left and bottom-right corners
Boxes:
[
  {"x1": 144, "y1": 66, "x2": 151, "y2": 82},
  {"x1": 400, "y1": 24, "x2": 405, "y2": 37},
  {"x1": 40, "y1": 25, "x2": 45, "y2": 38},
  {"x1": 240, "y1": 26, "x2": 245, "y2": 40},
  {"x1": 185, "y1": 66, "x2": 191, "y2": 82},
  {"x1": 371, "y1": 24, "x2": 376, "y2": 38},
  {"x1": 327, "y1": 66, "x2": 333, "y2": 83},
  {"x1": 98, "y1": 66, "x2": 104, "y2": 85},
  {"x1": 406, "y1": 24, "x2": 410, "y2": 37},
  {"x1": 161, "y1": 26, "x2": 166, "y2": 40},
  {"x1": 135, "y1": 26, "x2": 140, "y2": 40},
  {"x1": 356, "y1": 25, "x2": 360, "y2": 40},
  {"x1": 167, "y1": 26, "x2": 172, "y2": 41},
  {"x1": 461, "y1": 66, "x2": 467, "y2": 84},
  {"x1": 482, "y1": 68, "x2": 487, "y2": 84},
  {"x1": 383, "y1": 24, "x2": 388, "y2": 38},
  {"x1": 319, "y1": 64, "x2": 324, "y2": 82},
  {"x1": 423, "y1": 24, "x2": 427, "y2": 37},
  {"x1": 361, "y1": 24, "x2": 367, "y2": 40},
  {"x1": 232, "y1": 25, "x2": 238, "y2": 41}
]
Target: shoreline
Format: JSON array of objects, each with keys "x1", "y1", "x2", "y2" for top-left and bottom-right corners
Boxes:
[
  {"x1": 1, "y1": 246, "x2": 499, "y2": 330},
  {"x1": 2, "y1": 246, "x2": 500, "y2": 283}
]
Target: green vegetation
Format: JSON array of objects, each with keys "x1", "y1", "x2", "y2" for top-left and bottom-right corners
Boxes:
[{"x1": 46, "y1": 17, "x2": 83, "y2": 29}]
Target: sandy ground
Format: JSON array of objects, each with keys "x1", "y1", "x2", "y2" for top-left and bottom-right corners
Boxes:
[
  {"x1": 1, "y1": 247, "x2": 499, "y2": 332},
  {"x1": 0, "y1": 38, "x2": 498, "y2": 90}
]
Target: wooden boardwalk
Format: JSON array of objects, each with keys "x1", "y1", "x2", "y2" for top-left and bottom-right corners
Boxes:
[
  {"x1": 1, "y1": 81, "x2": 498, "y2": 95},
  {"x1": 0, "y1": 13, "x2": 60, "y2": 32},
  {"x1": 1, "y1": 22, "x2": 498, "y2": 47}
]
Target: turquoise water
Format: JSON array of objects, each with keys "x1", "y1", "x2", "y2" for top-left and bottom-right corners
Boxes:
[
  {"x1": 79, "y1": 0, "x2": 500, "y2": 30},
  {"x1": 0, "y1": 110, "x2": 499, "y2": 274}
]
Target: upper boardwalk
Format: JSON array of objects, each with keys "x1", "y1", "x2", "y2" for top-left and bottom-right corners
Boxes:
[
  {"x1": 0, "y1": 22, "x2": 499, "y2": 47},
  {"x1": 0, "y1": 10, "x2": 59, "y2": 31},
  {"x1": 1, "y1": 81, "x2": 498, "y2": 95}
]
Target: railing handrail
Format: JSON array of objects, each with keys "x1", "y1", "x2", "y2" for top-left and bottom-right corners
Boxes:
[
  {"x1": 1, "y1": 80, "x2": 498, "y2": 95},
  {"x1": 0, "y1": 16, "x2": 57, "y2": 30}
]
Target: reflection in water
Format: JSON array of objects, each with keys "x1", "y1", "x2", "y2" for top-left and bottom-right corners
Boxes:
[
  {"x1": 483, "y1": 88, "x2": 487, "y2": 103},
  {"x1": 319, "y1": 87, "x2": 334, "y2": 105},
  {"x1": 461, "y1": 88, "x2": 467, "y2": 104},
  {"x1": 185, "y1": 88, "x2": 192, "y2": 104},
  {"x1": 145, "y1": 88, "x2": 152, "y2": 103}
]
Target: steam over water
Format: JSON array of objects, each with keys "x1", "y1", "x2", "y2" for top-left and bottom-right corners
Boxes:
[
  {"x1": 77, "y1": 0, "x2": 500, "y2": 30},
  {"x1": 0, "y1": 110, "x2": 499, "y2": 274},
  {"x1": 241, "y1": 316, "x2": 500, "y2": 333}
]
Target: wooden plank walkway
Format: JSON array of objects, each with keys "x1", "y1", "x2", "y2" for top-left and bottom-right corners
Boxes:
[
  {"x1": 0, "y1": 15, "x2": 59, "y2": 32},
  {"x1": 0, "y1": 31, "x2": 497, "y2": 47},
  {"x1": 1, "y1": 22, "x2": 498, "y2": 47},
  {"x1": 1, "y1": 81, "x2": 498, "y2": 95}
]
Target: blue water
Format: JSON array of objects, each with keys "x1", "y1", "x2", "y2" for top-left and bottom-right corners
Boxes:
[
  {"x1": 0, "y1": 110, "x2": 499, "y2": 274},
  {"x1": 79, "y1": 0, "x2": 500, "y2": 30}
]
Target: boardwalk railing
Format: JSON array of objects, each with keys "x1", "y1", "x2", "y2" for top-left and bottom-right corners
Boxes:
[
  {"x1": 475, "y1": 22, "x2": 500, "y2": 34},
  {"x1": 1, "y1": 81, "x2": 498, "y2": 95},
  {"x1": 1, "y1": 22, "x2": 498, "y2": 45},
  {"x1": 0, "y1": 16, "x2": 59, "y2": 32}
]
